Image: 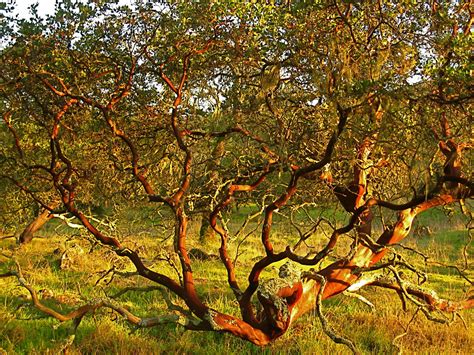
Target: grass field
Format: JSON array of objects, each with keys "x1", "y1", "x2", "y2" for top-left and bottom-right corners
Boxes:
[{"x1": 0, "y1": 206, "x2": 472, "y2": 354}]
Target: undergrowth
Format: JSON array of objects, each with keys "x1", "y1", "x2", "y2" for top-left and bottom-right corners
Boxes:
[{"x1": 0, "y1": 207, "x2": 472, "y2": 354}]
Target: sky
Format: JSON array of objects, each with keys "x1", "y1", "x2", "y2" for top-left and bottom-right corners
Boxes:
[
  {"x1": 13, "y1": 0, "x2": 56, "y2": 19},
  {"x1": 13, "y1": 0, "x2": 135, "y2": 19}
]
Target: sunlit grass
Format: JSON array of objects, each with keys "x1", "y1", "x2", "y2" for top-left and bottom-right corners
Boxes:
[{"x1": 0, "y1": 209, "x2": 472, "y2": 354}]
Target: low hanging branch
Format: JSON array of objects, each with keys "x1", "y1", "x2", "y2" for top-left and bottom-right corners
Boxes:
[
  {"x1": 307, "y1": 272, "x2": 359, "y2": 354},
  {"x1": 2, "y1": 261, "x2": 184, "y2": 332}
]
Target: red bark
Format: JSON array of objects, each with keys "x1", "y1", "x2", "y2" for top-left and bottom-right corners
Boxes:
[
  {"x1": 23, "y1": 36, "x2": 472, "y2": 347},
  {"x1": 19, "y1": 207, "x2": 54, "y2": 244}
]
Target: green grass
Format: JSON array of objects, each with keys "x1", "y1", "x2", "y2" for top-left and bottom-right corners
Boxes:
[{"x1": 1, "y1": 208, "x2": 473, "y2": 354}]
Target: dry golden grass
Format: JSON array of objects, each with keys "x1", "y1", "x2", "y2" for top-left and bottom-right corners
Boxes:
[{"x1": 0, "y1": 226, "x2": 472, "y2": 354}]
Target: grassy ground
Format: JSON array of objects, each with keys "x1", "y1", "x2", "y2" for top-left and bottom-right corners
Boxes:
[{"x1": 0, "y1": 206, "x2": 472, "y2": 354}]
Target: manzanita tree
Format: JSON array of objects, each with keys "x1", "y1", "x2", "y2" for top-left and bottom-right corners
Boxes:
[{"x1": 1, "y1": 1, "x2": 472, "y2": 352}]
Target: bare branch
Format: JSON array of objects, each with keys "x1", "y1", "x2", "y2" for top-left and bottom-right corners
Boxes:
[{"x1": 305, "y1": 272, "x2": 359, "y2": 354}]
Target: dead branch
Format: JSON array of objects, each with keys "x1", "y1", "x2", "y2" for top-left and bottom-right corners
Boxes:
[
  {"x1": 369, "y1": 276, "x2": 474, "y2": 313},
  {"x1": 305, "y1": 272, "x2": 359, "y2": 355},
  {"x1": 392, "y1": 307, "x2": 421, "y2": 353}
]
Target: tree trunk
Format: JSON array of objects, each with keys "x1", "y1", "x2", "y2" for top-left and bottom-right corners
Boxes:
[
  {"x1": 199, "y1": 212, "x2": 215, "y2": 244},
  {"x1": 204, "y1": 116, "x2": 474, "y2": 345},
  {"x1": 19, "y1": 206, "x2": 55, "y2": 244},
  {"x1": 199, "y1": 139, "x2": 224, "y2": 244}
]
